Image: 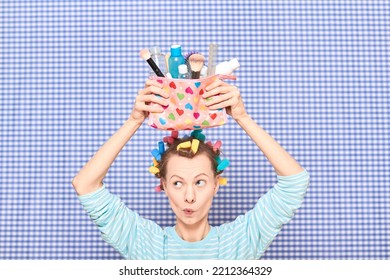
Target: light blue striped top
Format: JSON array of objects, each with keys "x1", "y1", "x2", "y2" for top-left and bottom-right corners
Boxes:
[{"x1": 77, "y1": 169, "x2": 309, "y2": 260}]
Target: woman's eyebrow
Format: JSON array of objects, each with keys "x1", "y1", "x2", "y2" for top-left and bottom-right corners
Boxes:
[
  {"x1": 170, "y1": 173, "x2": 209, "y2": 180},
  {"x1": 195, "y1": 173, "x2": 209, "y2": 178},
  {"x1": 170, "y1": 175, "x2": 184, "y2": 180}
]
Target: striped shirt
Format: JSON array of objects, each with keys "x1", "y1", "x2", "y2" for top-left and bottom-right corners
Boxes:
[{"x1": 78, "y1": 169, "x2": 309, "y2": 260}]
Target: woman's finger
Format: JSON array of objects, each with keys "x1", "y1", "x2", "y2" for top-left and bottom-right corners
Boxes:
[
  {"x1": 144, "y1": 79, "x2": 164, "y2": 88},
  {"x1": 205, "y1": 79, "x2": 223, "y2": 92},
  {"x1": 138, "y1": 103, "x2": 165, "y2": 113},
  {"x1": 138, "y1": 85, "x2": 169, "y2": 98},
  {"x1": 138, "y1": 85, "x2": 162, "y2": 95},
  {"x1": 208, "y1": 98, "x2": 236, "y2": 110},
  {"x1": 205, "y1": 92, "x2": 234, "y2": 107},
  {"x1": 203, "y1": 85, "x2": 233, "y2": 99},
  {"x1": 135, "y1": 96, "x2": 165, "y2": 111},
  {"x1": 138, "y1": 94, "x2": 169, "y2": 107}
]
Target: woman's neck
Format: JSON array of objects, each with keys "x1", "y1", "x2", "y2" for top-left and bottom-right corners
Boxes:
[{"x1": 175, "y1": 219, "x2": 211, "y2": 242}]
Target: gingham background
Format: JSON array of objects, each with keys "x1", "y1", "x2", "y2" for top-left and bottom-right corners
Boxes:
[{"x1": 1, "y1": 0, "x2": 389, "y2": 260}]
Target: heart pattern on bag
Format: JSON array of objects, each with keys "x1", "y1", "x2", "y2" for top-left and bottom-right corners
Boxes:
[
  {"x1": 185, "y1": 87, "x2": 193, "y2": 94},
  {"x1": 177, "y1": 93, "x2": 185, "y2": 100},
  {"x1": 176, "y1": 108, "x2": 184, "y2": 116},
  {"x1": 210, "y1": 113, "x2": 217, "y2": 120},
  {"x1": 169, "y1": 81, "x2": 176, "y2": 89},
  {"x1": 148, "y1": 76, "x2": 228, "y2": 130}
]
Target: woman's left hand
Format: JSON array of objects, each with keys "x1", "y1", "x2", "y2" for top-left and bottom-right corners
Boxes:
[{"x1": 203, "y1": 78, "x2": 248, "y2": 121}]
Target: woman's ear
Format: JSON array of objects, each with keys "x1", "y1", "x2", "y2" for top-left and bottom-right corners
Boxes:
[
  {"x1": 161, "y1": 178, "x2": 169, "y2": 195},
  {"x1": 213, "y1": 176, "x2": 220, "y2": 196}
]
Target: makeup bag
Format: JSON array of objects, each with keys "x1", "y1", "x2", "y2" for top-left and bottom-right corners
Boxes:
[{"x1": 148, "y1": 74, "x2": 236, "y2": 131}]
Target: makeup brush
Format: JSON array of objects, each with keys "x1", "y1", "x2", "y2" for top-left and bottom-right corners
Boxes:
[
  {"x1": 184, "y1": 50, "x2": 199, "y2": 61},
  {"x1": 188, "y1": 54, "x2": 205, "y2": 79},
  {"x1": 140, "y1": 48, "x2": 165, "y2": 77},
  {"x1": 184, "y1": 51, "x2": 199, "y2": 76}
]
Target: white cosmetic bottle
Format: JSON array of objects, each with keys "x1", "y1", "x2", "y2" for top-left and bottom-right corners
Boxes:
[
  {"x1": 178, "y1": 64, "x2": 190, "y2": 79},
  {"x1": 215, "y1": 58, "x2": 240, "y2": 75}
]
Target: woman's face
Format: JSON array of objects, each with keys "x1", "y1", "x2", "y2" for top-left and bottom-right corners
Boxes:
[{"x1": 163, "y1": 153, "x2": 219, "y2": 227}]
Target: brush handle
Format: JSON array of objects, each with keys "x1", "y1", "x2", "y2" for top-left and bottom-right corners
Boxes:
[
  {"x1": 147, "y1": 58, "x2": 165, "y2": 77},
  {"x1": 191, "y1": 71, "x2": 200, "y2": 79}
]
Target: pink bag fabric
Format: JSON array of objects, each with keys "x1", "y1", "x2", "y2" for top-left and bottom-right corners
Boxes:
[{"x1": 148, "y1": 75, "x2": 236, "y2": 130}]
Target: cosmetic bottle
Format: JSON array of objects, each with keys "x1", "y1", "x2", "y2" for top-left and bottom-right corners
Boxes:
[
  {"x1": 215, "y1": 58, "x2": 240, "y2": 75},
  {"x1": 200, "y1": 66, "x2": 208, "y2": 77},
  {"x1": 178, "y1": 64, "x2": 190, "y2": 79},
  {"x1": 168, "y1": 45, "x2": 185, "y2": 78},
  {"x1": 149, "y1": 46, "x2": 166, "y2": 76}
]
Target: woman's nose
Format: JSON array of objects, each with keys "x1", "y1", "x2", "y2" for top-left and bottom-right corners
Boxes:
[{"x1": 184, "y1": 186, "x2": 196, "y2": 203}]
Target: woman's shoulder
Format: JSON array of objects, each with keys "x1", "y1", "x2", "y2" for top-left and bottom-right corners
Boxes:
[
  {"x1": 215, "y1": 211, "x2": 250, "y2": 235},
  {"x1": 131, "y1": 213, "x2": 167, "y2": 237}
]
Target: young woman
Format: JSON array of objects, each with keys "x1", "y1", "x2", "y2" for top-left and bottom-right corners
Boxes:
[{"x1": 72, "y1": 78, "x2": 310, "y2": 259}]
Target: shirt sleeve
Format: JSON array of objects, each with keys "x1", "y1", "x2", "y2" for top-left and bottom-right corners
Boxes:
[
  {"x1": 247, "y1": 169, "x2": 310, "y2": 258},
  {"x1": 78, "y1": 183, "x2": 167, "y2": 260}
]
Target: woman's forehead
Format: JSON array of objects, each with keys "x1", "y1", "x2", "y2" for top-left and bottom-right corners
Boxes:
[{"x1": 166, "y1": 154, "x2": 214, "y2": 178}]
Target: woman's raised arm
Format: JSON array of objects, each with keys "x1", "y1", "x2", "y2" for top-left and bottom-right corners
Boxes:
[
  {"x1": 72, "y1": 79, "x2": 169, "y2": 195},
  {"x1": 236, "y1": 115, "x2": 304, "y2": 176},
  {"x1": 204, "y1": 78, "x2": 303, "y2": 176}
]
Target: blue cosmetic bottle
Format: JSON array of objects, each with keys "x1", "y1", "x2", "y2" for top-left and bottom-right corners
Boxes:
[{"x1": 168, "y1": 45, "x2": 185, "y2": 78}]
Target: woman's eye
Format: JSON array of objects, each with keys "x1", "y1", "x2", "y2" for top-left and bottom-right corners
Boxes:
[
  {"x1": 196, "y1": 180, "x2": 206, "y2": 187},
  {"x1": 173, "y1": 181, "x2": 182, "y2": 188}
]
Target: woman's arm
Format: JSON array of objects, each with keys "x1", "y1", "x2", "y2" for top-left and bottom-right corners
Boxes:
[
  {"x1": 72, "y1": 119, "x2": 142, "y2": 195},
  {"x1": 235, "y1": 115, "x2": 304, "y2": 176},
  {"x1": 204, "y1": 79, "x2": 303, "y2": 176},
  {"x1": 72, "y1": 79, "x2": 169, "y2": 195}
]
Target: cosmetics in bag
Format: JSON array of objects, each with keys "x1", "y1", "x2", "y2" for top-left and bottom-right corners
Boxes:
[
  {"x1": 200, "y1": 66, "x2": 208, "y2": 77},
  {"x1": 178, "y1": 64, "x2": 190, "y2": 79},
  {"x1": 140, "y1": 48, "x2": 165, "y2": 77},
  {"x1": 168, "y1": 45, "x2": 185, "y2": 78},
  {"x1": 149, "y1": 46, "x2": 167, "y2": 76},
  {"x1": 215, "y1": 58, "x2": 240, "y2": 75},
  {"x1": 207, "y1": 43, "x2": 218, "y2": 76}
]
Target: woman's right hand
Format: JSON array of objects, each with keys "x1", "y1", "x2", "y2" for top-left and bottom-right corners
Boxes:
[{"x1": 129, "y1": 79, "x2": 170, "y2": 125}]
